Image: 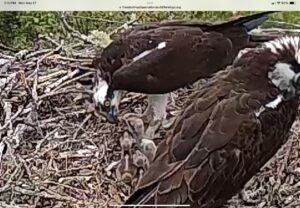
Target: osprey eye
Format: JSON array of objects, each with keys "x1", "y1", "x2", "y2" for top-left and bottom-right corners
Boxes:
[
  {"x1": 294, "y1": 73, "x2": 300, "y2": 88},
  {"x1": 104, "y1": 99, "x2": 111, "y2": 107}
]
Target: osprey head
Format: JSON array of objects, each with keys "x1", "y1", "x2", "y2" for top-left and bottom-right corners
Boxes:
[
  {"x1": 235, "y1": 36, "x2": 300, "y2": 110},
  {"x1": 93, "y1": 70, "x2": 119, "y2": 123},
  {"x1": 263, "y1": 36, "x2": 300, "y2": 99}
]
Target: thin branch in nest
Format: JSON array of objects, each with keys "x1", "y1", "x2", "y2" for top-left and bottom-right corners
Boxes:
[
  {"x1": 38, "y1": 70, "x2": 68, "y2": 86},
  {"x1": 42, "y1": 180, "x2": 91, "y2": 195},
  {"x1": 38, "y1": 34, "x2": 61, "y2": 47},
  {"x1": 38, "y1": 88, "x2": 92, "y2": 101},
  {"x1": 0, "y1": 105, "x2": 24, "y2": 132},
  {"x1": 54, "y1": 105, "x2": 88, "y2": 115},
  {"x1": 30, "y1": 43, "x2": 63, "y2": 101},
  {"x1": 17, "y1": 154, "x2": 32, "y2": 178},
  {"x1": 44, "y1": 69, "x2": 80, "y2": 93},
  {"x1": 105, "y1": 161, "x2": 120, "y2": 177},
  {"x1": 14, "y1": 186, "x2": 84, "y2": 204},
  {"x1": 40, "y1": 109, "x2": 93, "y2": 124},
  {"x1": 72, "y1": 114, "x2": 92, "y2": 140},
  {"x1": 49, "y1": 55, "x2": 92, "y2": 63},
  {"x1": 0, "y1": 141, "x2": 6, "y2": 164},
  {"x1": 0, "y1": 202, "x2": 33, "y2": 208},
  {"x1": 0, "y1": 43, "x2": 18, "y2": 53},
  {"x1": 52, "y1": 71, "x2": 94, "y2": 92},
  {"x1": 0, "y1": 71, "x2": 20, "y2": 96},
  {"x1": 0, "y1": 166, "x2": 21, "y2": 193},
  {"x1": 25, "y1": 49, "x2": 53, "y2": 60},
  {"x1": 31, "y1": 128, "x2": 60, "y2": 156},
  {"x1": 58, "y1": 62, "x2": 96, "y2": 72},
  {"x1": 0, "y1": 53, "x2": 18, "y2": 74},
  {"x1": 19, "y1": 70, "x2": 32, "y2": 100},
  {"x1": 3, "y1": 101, "x2": 12, "y2": 128},
  {"x1": 10, "y1": 124, "x2": 26, "y2": 149},
  {"x1": 14, "y1": 49, "x2": 30, "y2": 60}
]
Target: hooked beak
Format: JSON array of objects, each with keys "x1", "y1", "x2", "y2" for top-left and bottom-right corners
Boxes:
[
  {"x1": 94, "y1": 102, "x2": 119, "y2": 123},
  {"x1": 104, "y1": 105, "x2": 118, "y2": 123}
]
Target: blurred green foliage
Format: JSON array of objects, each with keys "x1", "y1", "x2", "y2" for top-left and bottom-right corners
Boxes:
[{"x1": 0, "y1": 11, "x2": 299, "y2": 49}]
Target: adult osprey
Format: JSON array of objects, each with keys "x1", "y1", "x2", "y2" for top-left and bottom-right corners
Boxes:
[
  {"x1": 122, "y1": 36, "x2": 300, "y2": 207},
  {"x1": 93, "y1": 12, "x2": 276, "y2": 139}
]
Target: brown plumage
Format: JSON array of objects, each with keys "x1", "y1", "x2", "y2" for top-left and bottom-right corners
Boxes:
[
  {"x1": 93, "y1": 12, "x2": 277, "y2": 123},
  {"x1": 94, "y1": 12, "x2": 276, "y2": 94},
  {"x1": 123, "y1": 36, "x2": 300, "y2": 208}
]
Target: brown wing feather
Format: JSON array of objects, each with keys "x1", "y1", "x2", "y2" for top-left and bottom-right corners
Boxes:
[
  {"x1": 93, "y1": 24, "x2": 208, "y2": 75},
  {"x1": 111, "y1": 31, "x2": 234, "y2": 94},
  {"x1": 124, "y1": 56, "x2": 297, "y2": 207},
  {"x1": 93, "y1": 12, "x2": 274, "y2": 94}
]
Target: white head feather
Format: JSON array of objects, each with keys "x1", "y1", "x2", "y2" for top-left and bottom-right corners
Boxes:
[
  {"x1": 93, "y1": 79, "x2": 108, "y2": 105},
  {"x1": 264, "y1": 36, "x2": 300, "y2": 63}
]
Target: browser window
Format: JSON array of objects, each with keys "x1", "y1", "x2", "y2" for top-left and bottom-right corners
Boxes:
[{"x1": 0, "y1": 3, "x2": 299, "y2": 208}]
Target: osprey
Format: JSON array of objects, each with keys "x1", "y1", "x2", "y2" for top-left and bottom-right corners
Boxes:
[
  {"x1": 93, "y1": 12, "x2": 276, "y2": 139},
  {"x1": 123, "y1": 36, "x2": 300, "y2": 207}
]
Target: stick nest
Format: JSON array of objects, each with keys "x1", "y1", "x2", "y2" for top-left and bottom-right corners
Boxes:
[{"x1": 1, "y1": 16, "x2": 300, "y2": 207}]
